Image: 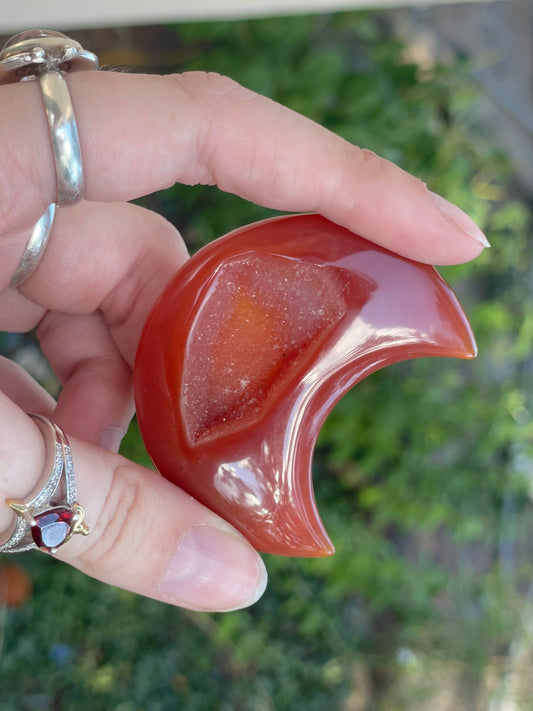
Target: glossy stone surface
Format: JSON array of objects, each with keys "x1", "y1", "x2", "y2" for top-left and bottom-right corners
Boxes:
[
  {"x1": 134, "y1": 214, "x2": 476, "y2": 557},
  {"x1": 31, "y1": 507, "x2": 74, "y2": 552}
]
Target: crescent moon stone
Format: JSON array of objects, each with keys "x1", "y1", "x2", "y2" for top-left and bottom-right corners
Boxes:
[{"x1": 134, "y1": 214, "x2": 476, "y2": 557}]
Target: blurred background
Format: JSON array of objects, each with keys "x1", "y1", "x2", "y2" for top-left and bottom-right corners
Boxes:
[{"x1": 1, "y1": 1, "x2": 533, "y2": 709}]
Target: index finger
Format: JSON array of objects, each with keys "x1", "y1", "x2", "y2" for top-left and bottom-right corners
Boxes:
[{"x1": 1, "y1": 70, "x2": 487, "y2": 265}]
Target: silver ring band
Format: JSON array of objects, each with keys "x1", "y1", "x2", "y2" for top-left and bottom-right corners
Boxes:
[
  {"x1": 0, "y1": 30, "x2": 98, "y2": 285},
  {"x1": 40, "y1": 69, "x2": 85, "y2": 206},
  {"x1": 0, "y1": 30, "x2": 98, "y2": 207},
  {"x1": 0, "y1": 414, "x2": 90, "y2": 554},
  {"x1": 10, "y1": 203, "x2": 56, "y2": 287}
]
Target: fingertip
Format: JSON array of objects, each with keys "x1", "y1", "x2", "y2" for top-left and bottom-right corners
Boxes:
[
  {"x1": 158, "y1": 523, "x2": 268, "y2": 612},
  {"x1": 97, "y1": 425, "x2": 127, "y2": 453},
  {"x1": 429, "y1": 191, "x2": 490, "y2": 252},
  {"x1": 314, "y1": 146, "x2": 489, "y2": 266}
]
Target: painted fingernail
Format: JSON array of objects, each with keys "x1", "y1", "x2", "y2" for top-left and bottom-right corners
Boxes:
[
  {"x1": 98, "y1": 426, "x2": 126, "y2": 453},
  {"x1": 159, "y1": 524, "x2": 268, "y2": 612},
  {"x1": 430, "y1": 191, "x2": 490, "y2": 249}
]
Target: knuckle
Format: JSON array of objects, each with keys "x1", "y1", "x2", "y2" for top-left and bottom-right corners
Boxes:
[
  {"x1": 163, "y1": 71, "x2": 261, "y2": 184},
  {"x1": 355, "y1": 146, "x2": 400, "y2": 181},
  {"x1": 351, "y1": 145, "x2": 382, "y2": 169},
  {"x1": 78, "y1": 464, "x2": 146, "y2": 577},
  {"x1": 172, "y1": 70, "x2": 248, "y2": 99},
  {"x1": 99, "y1": 211, "x2": 182, "y2": 333}
]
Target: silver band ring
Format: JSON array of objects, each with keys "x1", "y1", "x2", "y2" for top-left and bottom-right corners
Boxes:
[
  {"x1": 0, "y1": 414, "x2": 90, "y2": 554},
  {"x1": 39, "y1": 69, "x2": 85, "y2": 206},
  {"x1": 0, "y1": 30, "x2": 98, "y2": 206},
  {"x1": 10, "y1": 203, "x2": 56, "y2": 287},
  {"x1": 0, "y1": 30, "x2": 98, "y2": 286}
]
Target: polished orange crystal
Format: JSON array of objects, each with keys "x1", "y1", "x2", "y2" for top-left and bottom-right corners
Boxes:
[{"x1": 134, "y1": 214, "x2": 476, "y2": 556}]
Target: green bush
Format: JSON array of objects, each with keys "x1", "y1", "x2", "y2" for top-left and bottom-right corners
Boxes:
[{"x1": 2, "y1": 11, "x2": 532, "y2": 710}]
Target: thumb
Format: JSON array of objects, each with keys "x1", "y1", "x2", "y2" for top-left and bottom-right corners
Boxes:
[{"x1": 0, "y1": 397, "x2": 267, "y2": 612}]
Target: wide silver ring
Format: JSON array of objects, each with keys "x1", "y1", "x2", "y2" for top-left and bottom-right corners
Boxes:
[
  {"x1": 39, "y1": 68, "x2": 85, "y2": 206},
  {"x1": 0, "y1": 30, "x2": 98, "y2": 206},
  {"x1": 0, "y1": 414, "x2": 90, "y2": 554}
]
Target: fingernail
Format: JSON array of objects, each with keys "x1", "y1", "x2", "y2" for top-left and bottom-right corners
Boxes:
[
  {"x1": 159, "y1": 524, "x2": 268, "y2": 612},
  {"x1": 430, "y1": 191, "x2": 490, "y2": 249},
  {"x1": 98, "y1": 426, "x2": 125, "y2": 453}
]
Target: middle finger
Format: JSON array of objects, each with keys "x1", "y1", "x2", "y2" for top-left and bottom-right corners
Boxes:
[{"x1": 0, "y1": 200, "x2": 189, "y2": 362}]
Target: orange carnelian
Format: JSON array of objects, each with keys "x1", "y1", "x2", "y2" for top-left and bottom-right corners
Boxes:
[{"x1": 134, "y1": 214, "x2": 476, "y2": 557}]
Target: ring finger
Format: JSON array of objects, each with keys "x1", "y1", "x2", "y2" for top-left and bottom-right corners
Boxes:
[{"x1": 0, "y1": 200, "x2": 189, "y2": 351}]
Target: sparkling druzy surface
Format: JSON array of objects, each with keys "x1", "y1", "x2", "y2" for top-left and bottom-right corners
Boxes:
[{"x1": 134, "y1": 214, "x2": 476, "y2": 557}]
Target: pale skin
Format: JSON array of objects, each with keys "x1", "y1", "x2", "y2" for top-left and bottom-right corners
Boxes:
[{"x1": 0, "y1": 70, "x2": 489, "y2": 612}]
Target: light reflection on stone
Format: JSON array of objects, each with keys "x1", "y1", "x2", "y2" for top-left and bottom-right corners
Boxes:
[{"x1": 214, "y1": 457, "x2": 272, "y2": 521}]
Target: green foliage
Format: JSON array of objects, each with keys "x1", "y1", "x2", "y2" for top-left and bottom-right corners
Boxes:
[
  {"x1": 150, "y1": 11, "x2": 509, "y2": 252},
  {"x1": 3, "y1": 10, "x2": 533, "y2": 710}
]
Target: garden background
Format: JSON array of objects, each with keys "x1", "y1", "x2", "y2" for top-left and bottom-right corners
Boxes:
[{"x1": 1, "y1": 8, "x2": 533, "y2": 709}]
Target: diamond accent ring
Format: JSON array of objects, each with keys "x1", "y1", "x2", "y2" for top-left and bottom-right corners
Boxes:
[{"x1": 0, "y1": 414, "x2": 90, "y2": 554}]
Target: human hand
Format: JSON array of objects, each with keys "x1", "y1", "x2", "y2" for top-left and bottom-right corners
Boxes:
[{"x1": 0, "y1": 67, "x2": 488, "y2": 612}]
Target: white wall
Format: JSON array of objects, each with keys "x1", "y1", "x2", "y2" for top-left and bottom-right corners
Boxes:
[{"x1": 2, "y1": 0, "x2": 507, "y2": 33}]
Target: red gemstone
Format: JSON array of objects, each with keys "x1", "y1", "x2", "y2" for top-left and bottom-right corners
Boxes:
[{"x1": 31, "y1": 507, "x2": 74, "y2": 552}]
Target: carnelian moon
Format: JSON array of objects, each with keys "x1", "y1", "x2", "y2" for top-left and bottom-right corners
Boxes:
[{"x1": 134, "y1": 214, "x2": 476, "y2": 557}]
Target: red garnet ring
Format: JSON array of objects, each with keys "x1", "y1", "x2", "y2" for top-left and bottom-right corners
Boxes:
[{"x1": 0, "y1": 415, "x2": 90, "y2": 555}]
